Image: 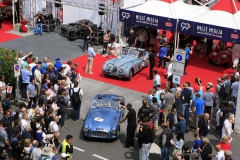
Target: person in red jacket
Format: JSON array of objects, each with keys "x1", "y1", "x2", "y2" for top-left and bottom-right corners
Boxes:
[{"x1": 218, "y1": 136, "x2": 231, "y2": 151}]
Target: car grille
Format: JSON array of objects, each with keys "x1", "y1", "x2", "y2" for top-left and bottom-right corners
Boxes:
[
  {"x1": 113, "y1": 68, "x2": 117, "y2": 73},
  {"x1": 91, "y1": 131, "x2": 109, "y2": 138},
  {"x1": 216, "y1": 58, "x2": 221, "y2": 64}
]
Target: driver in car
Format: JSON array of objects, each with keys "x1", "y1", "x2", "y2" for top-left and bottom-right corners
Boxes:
[{"x1": 118, "y1": 98, "x2": 125, "y2": 109}]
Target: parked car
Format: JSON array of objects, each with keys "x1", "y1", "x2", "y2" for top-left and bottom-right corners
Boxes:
[
  {"x1": 208, "y1": 48, "x2": 232, "y2": 68},
  {"x1": 82, "y1": 94, "x2": 125, "y2": 140},
  {"x1": 102, "y1": 47, "x2": 149, "y2": 80}
]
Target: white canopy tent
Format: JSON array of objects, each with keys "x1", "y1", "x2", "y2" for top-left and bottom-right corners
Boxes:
[{"x1": 125, "y1": 0, "x2": 209, "y2": 19}]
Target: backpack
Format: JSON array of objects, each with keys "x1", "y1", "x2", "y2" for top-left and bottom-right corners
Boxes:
[
  {"x1": 24, "y1": 152, "x2": 32, "y2": 160},
  {"x1": 182, "y1": 152, "x2": 191, "y2": 159},
  {"x1": 71, "y1": 88, "x2": 81, "y2": 104},
  {"x1": 218, "y1": 84, "x2": 227, "y2": 97},
  {"x1": 40, "y1": 155, "x2": 51, "y2": 160}
]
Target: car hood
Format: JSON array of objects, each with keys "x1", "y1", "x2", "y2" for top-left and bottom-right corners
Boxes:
[
  {"x1": 86, "y1": 107, "x2": 120, "y2": 129},
  {"x1": 105, "y1": 55, "x2": 137, "y2": 67}
]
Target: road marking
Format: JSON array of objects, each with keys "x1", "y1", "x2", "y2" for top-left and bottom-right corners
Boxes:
[
  {"x1": 73, "y1": 146, "x2": 85, "y2": 152},
  {"x1": 93, "y1": 154, "x2": 109, "y2": 160}
]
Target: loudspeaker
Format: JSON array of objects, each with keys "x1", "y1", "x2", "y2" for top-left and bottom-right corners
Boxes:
[
  {"x1": 98, "y1": 4, "x2": 105, "y2": 15},
  {"x1": 55, "y1": 0, "x2": 61, "y2": 8},
  {"x1": 91, "y1": 37, "x2": 103, "y2": 45}
]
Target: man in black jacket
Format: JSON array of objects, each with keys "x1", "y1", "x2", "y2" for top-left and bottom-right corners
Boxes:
[
  {"x1": 159, "y1": 123, "x2": 173, "y2": 160},
  {"x1": 198, "y1": 137, "x2": 212, "y2": 160}
]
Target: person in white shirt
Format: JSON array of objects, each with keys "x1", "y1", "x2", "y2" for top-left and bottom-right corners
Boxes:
[
  {"x1": 70, "y1": 81, "x2": 83, "y2": 122},
  {"x1": 0, "y1": 75, "x2": 7, "y2": 113},
  {"x1": 17, "y1": 51, "x2": 32, "y2": 66},
  {"x1": 222, "y1": 113, "x2": 233, "y2": 138},
  {"x1": 213, "y1": 145, "x2": 224, "y2": 160},
  {"x1": 29, "y1": 57, "x2": 38, "y2": 68},
  {"x1": 230, "y1": 76, "x2": 239, "y2": 98},
  {"x1": 49, "y1": 116, "x2": 60, "y2": 148},
  {"x1": 153, "y1": 70, "x2": 161, "y2": 89},
  {"x1": 34, "y1": 64, "x2": 42, "y2": 96},
  {"x1": 62, "y1": 61, "x2": 72, "y2": 76},
  {"x1": 21, "y1": 113, "x2": 30, "y2": 132},
  {"x1": 136, "y1": 27, "x2": 148, "y2": 48},
  {"x1": 166, "y1": 58, "x2": 173, "y2": 78}
]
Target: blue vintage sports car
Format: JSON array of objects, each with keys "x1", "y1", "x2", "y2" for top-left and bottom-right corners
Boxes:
[
  {"x1": 102, "y1": 47, "x2": 149, "y2": 80},
  {"x1": 82, "y1": 94, "x2": 125, "y2": 140}
]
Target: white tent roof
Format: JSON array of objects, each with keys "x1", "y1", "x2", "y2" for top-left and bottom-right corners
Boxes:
[
  {"x1": 180, "y1": 0, "x2": 240, "y2": 30},
  {"x1": 122, "y1": 0, "x2": 208, "y2": 20}
]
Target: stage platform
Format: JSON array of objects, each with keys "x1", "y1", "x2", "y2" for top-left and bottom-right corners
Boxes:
[{"x1": 0, "y1": 29, "x2": 102, "y2": 62}]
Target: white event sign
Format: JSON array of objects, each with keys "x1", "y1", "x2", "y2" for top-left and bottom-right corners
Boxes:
[
  {"x1": 173, "y1": 48, "x2": 186, "y2": 64},
  {"x1": 172, "y1": 61, "x2": 185, "y2": 76},
  {"x1": 172, "y1": 74, "x2": 181, "y2": 85}
]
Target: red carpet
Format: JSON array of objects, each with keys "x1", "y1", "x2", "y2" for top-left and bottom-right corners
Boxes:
[
  {"x1": 0, "y1": 21, "x2": 22, "y2": 43},
  {"x1": 69, "y1": 51, "x2": 236, "y2": 94}
]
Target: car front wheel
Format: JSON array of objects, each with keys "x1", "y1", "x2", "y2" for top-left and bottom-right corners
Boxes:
[
  {"x1": 115, "y1": 127, "x2": 120, "y2": 140},
  {"x1": 127, "y1": 69, "x2": 133, "y2": 81}
]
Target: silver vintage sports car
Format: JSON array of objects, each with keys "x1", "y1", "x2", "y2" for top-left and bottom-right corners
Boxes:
[{"x1": 102, "y1": 47, "x2": 149, "y2": 80}]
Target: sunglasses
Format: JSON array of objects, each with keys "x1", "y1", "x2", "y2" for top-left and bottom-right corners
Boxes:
[{"x1": 1, "y1": 77, "x2": 4, "y2": 78}]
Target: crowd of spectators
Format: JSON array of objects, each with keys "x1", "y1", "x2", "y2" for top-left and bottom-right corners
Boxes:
[
  {"x1": 135, "y1": 72, "x2": 237, "y2": 160},
  {"x1": 0, "y1": 51, "x2": 85, "y2": 159}
]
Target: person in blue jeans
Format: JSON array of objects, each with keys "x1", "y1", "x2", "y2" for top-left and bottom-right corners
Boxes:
[
  {"x1": 35, "y1": 11, "x2": 44, "y2": 35},
  {"x1": 70, "y1": 81, "x2": 83, "y2": 122},
  {"x1": 180, "y1": 83, "x2": 192, "y2": 129},
  {"x1": 159, "y1": 123, "x2": 173, "y2": 160}
]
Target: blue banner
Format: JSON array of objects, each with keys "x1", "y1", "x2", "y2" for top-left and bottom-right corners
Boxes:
[
  {"x1": 161, "y1": 17, "x2": 177, "y2": 31},
  {"x1": 226, "y1": 28, "x2": 240, "y2": 44},
  {"x1": 132, "y1": 12, "x2": 161, "y2": 28},
  {"x1": 194, "y1": 22, "x2": 227, "y2": 41},
  {"x1": 119, "y1": 9, "x2": 134, "y2": 24},
  {"x1": 178, "y1": 20, "x2": 194, "y2": 35}
]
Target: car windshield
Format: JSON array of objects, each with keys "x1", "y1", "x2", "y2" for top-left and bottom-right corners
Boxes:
[
  {"x1": 91, "y1": 99, "x2": 120, "y2": 109},
  {"x1": 121, "y1": 48, "x2": 139, "y2": 57}
]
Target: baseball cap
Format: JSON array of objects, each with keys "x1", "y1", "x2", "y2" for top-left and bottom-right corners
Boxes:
[
  {"x1": 195, "y1": 86, "x2": 200, "y2": 92},
  {"x1": 42, "y1": 84, "x2": 48, "y2": 91},
  {"x1": 55, "y1": 58, "x2": 61, "y2": 61},
  {"x1": 12, "y1": 127, "x2": 21, "y2": 136},
  {"x1": 126, "y1": 103, "x2": 132, "y2": 107}
]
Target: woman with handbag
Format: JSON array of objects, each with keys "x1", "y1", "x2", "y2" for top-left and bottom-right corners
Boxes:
[{"x1": 172, "y1": 131, "x2": 185, "y2": 158}]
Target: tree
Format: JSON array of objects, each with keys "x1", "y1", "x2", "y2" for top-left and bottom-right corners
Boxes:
[{"x1": 0, "y1": 48, "x2": 17, "y2": 84}]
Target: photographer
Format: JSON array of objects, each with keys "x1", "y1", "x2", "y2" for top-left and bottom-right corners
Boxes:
[
  {"x1": 102, "y1": 30, "x2": 111, "y2": 57},
  {"x1": 35, "y1": 11, "x2": 44, "y2": 35},
  {"x1": 137, "y1": 123, "x2": 153, "y2": 160}
]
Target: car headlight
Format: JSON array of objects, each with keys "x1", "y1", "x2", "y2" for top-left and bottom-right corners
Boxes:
[
  {"x1": 119, "y1": 68, "x2": 123, "y2": 73},
  {"x1": 111, "y1": 129, "x2": 116, "y2": 134},
  {"x1": 83, "y1": 127, "x2": 88, "y2": 132}
]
